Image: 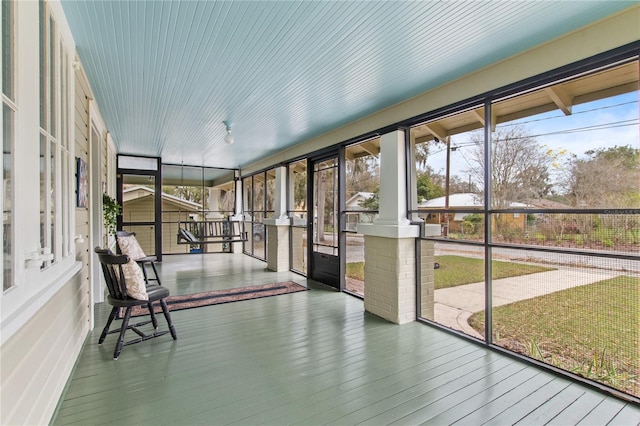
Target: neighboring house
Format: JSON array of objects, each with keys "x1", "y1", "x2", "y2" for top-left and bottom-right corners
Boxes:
[
  {"x1": 345, "y1": 191, "x2": 376, "y2": 231},
  {"x1": 418, "y1": 193, "x2": 529, "y2": 233},
  {"x1": 123, "y1": 186, "x2": 202, "y2": 254},
  {"x1": 346, "y1": 191, "x2": 375, "y2": 210}
]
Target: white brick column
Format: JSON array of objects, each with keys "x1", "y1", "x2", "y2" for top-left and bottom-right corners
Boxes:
[
  {"x1": 363, "y1": 235, "x2": 417, "y2": 324},
  {"x1": 266, "y1": 223, "x2": 289, "y2": 271},
  {"x1": 265, "y1": 167, "x2": 290, "y2": 271},
  {"x1": 358, "y1": 129, "x2": 419, "y2": 324}
]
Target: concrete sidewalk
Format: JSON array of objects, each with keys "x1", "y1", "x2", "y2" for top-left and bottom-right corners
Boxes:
[{"x1": 434, "y1": 269, "x2": 620, "y2": 338}]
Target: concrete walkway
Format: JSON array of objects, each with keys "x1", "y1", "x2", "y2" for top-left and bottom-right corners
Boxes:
[{"x1": 434, "y1": 268, "x2": 620, "y2": 338}]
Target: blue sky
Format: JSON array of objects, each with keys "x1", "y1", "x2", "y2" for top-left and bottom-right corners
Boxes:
[{"x1": 426, "y1": 91, "x2": 639, "y2": 190}]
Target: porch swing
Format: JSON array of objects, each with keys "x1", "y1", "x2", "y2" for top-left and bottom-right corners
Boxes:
[{"x1": 175, "y1": 164, "x2": 248, "y2": 250}]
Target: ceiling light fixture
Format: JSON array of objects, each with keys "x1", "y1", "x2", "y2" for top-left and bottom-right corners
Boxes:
[{"x1": 223, "y1": 121, "x2": 234, "y2": 145}]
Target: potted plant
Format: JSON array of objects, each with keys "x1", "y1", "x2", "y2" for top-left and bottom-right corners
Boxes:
[{"x1": 102, "y1": 193, "x2": 121, "y2": 247}]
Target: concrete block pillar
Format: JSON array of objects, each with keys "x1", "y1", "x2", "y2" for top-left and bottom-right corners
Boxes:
[
  {"x1": 363, "y1": 235, "x2": 417, "y2": 324},
  {"x1": 265, "y1": 166, "x2": 289, "y2": 271},
  {"x1": 266, "y1": 223, "x2": 290, "y2": 272}
]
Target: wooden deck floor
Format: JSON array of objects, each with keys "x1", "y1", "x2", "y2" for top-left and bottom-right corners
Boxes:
[{"x1": 53, "y1": 253, "x2": 640, "y2": 425}]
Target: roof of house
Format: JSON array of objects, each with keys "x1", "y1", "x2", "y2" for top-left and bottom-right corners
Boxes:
[
  {"x1": 418, "y1": 193, "x2": 483, "y2": 208},
  {"x1": 123, "y1": 186, "x2": 202, "y2": 211},
  {"x1": 419, "y1": 193, "x2": 531, "y2": 209},
  {"x1": 346, "y1": 192, "x2": 375, "y2": 209}
]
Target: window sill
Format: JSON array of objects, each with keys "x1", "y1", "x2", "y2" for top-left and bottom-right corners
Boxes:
[{"x1": 1, "y1": 261, "x2": 83, "y2": 346}]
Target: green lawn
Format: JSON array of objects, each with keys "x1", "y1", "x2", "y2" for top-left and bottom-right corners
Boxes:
[
  {"x1": 433, "y1": 255, "x2": 554, "y2": 289},
  {"x1": 345, "y1": 262, "x2": 365, "y2": 281},
  {"x1": 468, "y1": 276, "x2": 639, "y2": 396},
  {"x1": 346, "y1": 255, "x2": 554, "y2": 289}
]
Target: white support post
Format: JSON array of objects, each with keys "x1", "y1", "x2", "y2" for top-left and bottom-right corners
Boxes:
[
  {"x1": 273, "y1": 166, "x2": 288, "y2": 221},
  {"x1": 358, "y1": 129, "x2": 418, "y2": 238},
  {"x1": 229, "y1": 175, "x2": 244, "y2": 252},
  {"x1": 230, "y1": 174, "x2": 243, "y2": 221},
  {"x1": 358, "y1": 129, "x2": 419, "y2": 324},
  {"x1": 375, "y1": 130, "x2": 411, "y2": 227},
  {"x1": 265, "y1": 166, "x2": 290, "y2": 271}
]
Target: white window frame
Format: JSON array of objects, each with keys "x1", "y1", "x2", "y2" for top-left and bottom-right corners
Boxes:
[
  {"x1": 2, "y1": 0, "x2": 17, "y2": 294},
  {"x1": 0, "y1": 0, "x2": 79, "y2": 345}
]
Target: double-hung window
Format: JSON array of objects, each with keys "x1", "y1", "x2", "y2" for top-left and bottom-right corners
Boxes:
[
  {"x1": 39, "y1": 0, "x2": 72, "y2": 269},
  {"x1": 1, "y1": 0, "x2": 76, "y2": 343}
]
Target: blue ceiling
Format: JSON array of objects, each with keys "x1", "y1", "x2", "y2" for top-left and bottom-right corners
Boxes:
[{"x1": 60, "y1": 1, "x2": 633, "y2": 169}]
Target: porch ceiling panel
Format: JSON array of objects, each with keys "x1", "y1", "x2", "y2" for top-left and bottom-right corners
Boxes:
[{"x1": 60, "y1": 1, "x2": 633, "y2": 169}]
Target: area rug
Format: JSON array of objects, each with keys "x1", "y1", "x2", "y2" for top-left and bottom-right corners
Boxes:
[{"x1": 119, "y1": 281, "x2": 308, "y2": 317}]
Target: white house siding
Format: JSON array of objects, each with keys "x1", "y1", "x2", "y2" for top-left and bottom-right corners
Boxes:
[
  {"x1": 0, "y1": 271, "x2": 86, "y2": 425},
  {"x1": 74, "y1": 56, "x2": 93, "y2": 323},
  {"x1": 0, "y1": 2, "x2": 93, "y2": 424},
  {"x1": 123, "y1": 196, "x2": 193, "y2": 255}
]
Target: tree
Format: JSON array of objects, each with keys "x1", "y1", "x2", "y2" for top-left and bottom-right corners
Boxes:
[
  {"x1": 416, "y1": 172, "x2": 445, "y2": 202},
  {"x1": 427, "y1": 172, "x2": 479, "y2": 196},
  {"x1": 358, "y1": 188, "x2": 379, "y2": 210},
  {"x1": 293, "y1": 172, "x2": 307, "y2": 210},
  {"x1": 346, "y1": 155, "x2": 379, "y2": 196},
  {"x1": 414, "y1": 139, "x2": 445, "y2": 172},
  {"x1": 162, "y1": 185, "x2": 204, "y2": 205},
  {"x1": 450, "y1": 175, "x2": 479, "y2": 194},
  {"x1": 564, "y1": 145, "x2": 639, "y2": 208},
  {"x1": 467, "y1": 125, "x2": 552, "y2": 208},
  {"x1": 316, "y1": 166, "x2": 337, "y2": 242}
]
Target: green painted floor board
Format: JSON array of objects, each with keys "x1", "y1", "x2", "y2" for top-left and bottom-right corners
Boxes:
[
  {"x1": 450, "y1": 370, "x2": 557, "y2": 425},
  {"x1": 52, "y1": 253, "x2": 640, "y2": 426},
  {"x1": 148, "y1": 324, "x2": 467, "y2": 425},
  {"x1": 482, "y1": 378, "x2": 572, "y2": 425},
  {"x1": 514, "y1": 383, "x2": 589, "y2": 425},
  {"x1": 607, "y1": 404, "x2": 640, "y2": 426},
  {"x1": 423, "y1": 367, "x2": 544, "y2": 425},
  {"x1": 321, "y1": 356, "x2": 514, "y2": 426},
  {"x1": 576, "y1": 398, "x2": 627, "y2": 425},
  {"x1": 274, "y1": 347, "x2": 490, "y2": 426},
  {"x1": 223, "y1": 341, "x2": 481, "y2": 425},
  {"x1": 545, "y1": 391, "x2": 607, "y2": 425},
  {"x1": 383, "y1": 361, "x2": 527, "y2": 425}
]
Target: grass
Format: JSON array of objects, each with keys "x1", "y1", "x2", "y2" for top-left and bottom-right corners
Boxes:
[
  {"x1": 434, "y1": 255, "x2": 554, "y2": 289},
  {"x1": 346, "y1": 262, "x2": 365, "y2": 281},
  {"x1": 345, "y1": 255, "x2": 554, "y2": 289},
  {"x1": 468, "y1": 275, "x2": 639, "y2": 396}
]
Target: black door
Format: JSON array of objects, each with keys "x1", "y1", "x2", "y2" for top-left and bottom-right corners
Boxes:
[
  {"x1": 308, "y1": 155, "x2": 342, "y2": 289},
  {"x1": 117, "y1": 156, "x2": 162, "y2": 260}
]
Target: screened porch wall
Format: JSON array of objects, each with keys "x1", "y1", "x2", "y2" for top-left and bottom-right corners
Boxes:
[{"x1": 412, "y1": 54, "x2": 640, "y2": 400}]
